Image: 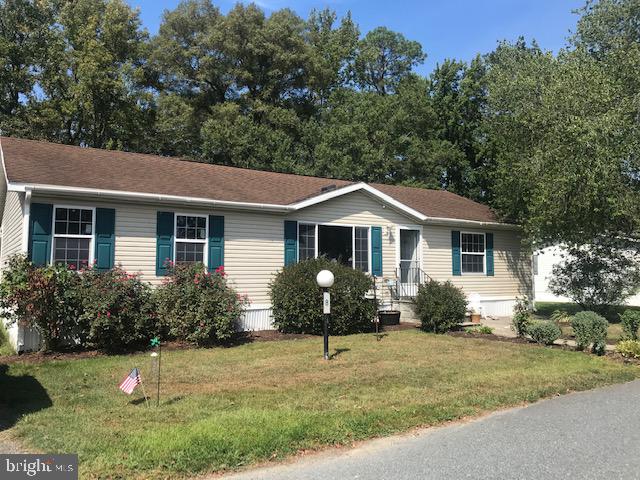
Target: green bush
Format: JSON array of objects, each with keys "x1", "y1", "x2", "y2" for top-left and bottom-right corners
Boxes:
[
  {"x1": 620, "y1": 310, "x2": 640, "y2": 341},
  {"x1": 465, "y1": 325, "x2": 493, "y2": 335},
  {"x1": 571, "y1": 311, "x2": 608, "y2": 355},
  {"x1": 415, "y1": 280, "x2": 466, "y2": 333},
  {"x1": 79, "y1": 267, "x2": 158, "y2": 352},
  {"x1": 616, "y1": 340, "x2": 640, "y2": 359},
  {"x1": 549, "y1": 309, "x2": 571, "y2": 325},
  {"x1": 156, "y1": 263, "x2": 245, "y2": 345},
  {"x1": 511, "y1": 297, "x2": 532, "y2": 337},
  {"x1": 528, "y1": 321, "x2": 561, "y2": 345},
  {"x1": 0, "y1": 255, "x2": 83, "y2": 351},
  {"x1": 270, "y1": 258, "x2": 377, "y2": 335}
]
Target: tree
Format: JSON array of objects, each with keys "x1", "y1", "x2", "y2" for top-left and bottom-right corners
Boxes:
[
  {"x1": 428, "y1": 56, "x2": 488, "y2": 198},
  {"x1": 32, "y1": 0, "x2": 152, "y2": 149},
  {"x1": 353, "y1": 27, "x2": 425, "y2": 95},
  {"x1": 485, "y1": 39, "x2": 640, "y2": 247},
  {"x1": 304, "y1": 9, "x2": 358, "y2": 109},
  {"x1": 549, "y1": 239, "x2": 640, "y2": 314},
  {"x1": 0, "y1": 0, "x2": 54, "y2": 135}
]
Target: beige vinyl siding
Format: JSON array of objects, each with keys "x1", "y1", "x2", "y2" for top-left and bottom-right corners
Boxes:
[
  {"x1": 31, "y1": 194, "x2": 285, "y2": 303},
  {"x1": 288, "y1": 190, "x2": 417, "y2": 280},
  {"x1": 1, "y1": 191, "x2": 24, "y2": 267},
  {"x1": 30, "y1": 191, "x2": 531, "y2": 306},
  {"x1": 423, "y1": 226, "x2": 531, "y2": 299}
]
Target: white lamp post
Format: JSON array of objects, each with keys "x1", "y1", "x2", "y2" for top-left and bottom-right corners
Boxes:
[{"x1": 316, "y1": 270, "x2": 335, "y2": 360}]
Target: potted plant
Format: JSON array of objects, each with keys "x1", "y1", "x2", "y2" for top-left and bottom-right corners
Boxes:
[
  {"x1": 470, "y1": 308, "x2": 481, "y2": 324},
  {"x1": 378, "y1": 279, "x2": 401, "y2": 325}
]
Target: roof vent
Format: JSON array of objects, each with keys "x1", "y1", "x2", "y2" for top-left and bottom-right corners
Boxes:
[{"x1": 321, "y1": 184, "x2": 337, "y2": 193}]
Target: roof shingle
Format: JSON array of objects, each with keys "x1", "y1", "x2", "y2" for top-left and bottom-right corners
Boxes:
[{"x1": 0, "y1": 136, "x2": 499, "y2": 223}]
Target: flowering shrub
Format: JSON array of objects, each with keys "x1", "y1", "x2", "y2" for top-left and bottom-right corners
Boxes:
[
  {"x1": 270, "y1": 258, "x2": 377, "y2": 335},
  {"x1": 0, "y1": 255, "x2": 83, "y2": 351},
  {"x1": 155, "y1": 263, "x2": 246, "y2": 345},
  {"x1": 79, "y1": 267, "x2": 158, "y2": 352}
]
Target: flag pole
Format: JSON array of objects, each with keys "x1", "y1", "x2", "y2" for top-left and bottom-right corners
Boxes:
[
  {"x1": 156, "y1": 341, "x2": 161, "y2": 407},
  {"x1": 139, "y1": 374, "x2": 150, "y2": 409}
]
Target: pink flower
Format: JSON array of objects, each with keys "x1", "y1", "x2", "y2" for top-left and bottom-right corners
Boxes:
[
  {"x1": 215, "y1": 266, "x2": 225, "y2": 276},
  {"x1": 106, "y1": 311, "x2": 111, "y2": 318},
  {"x1": 69, "y1": 264, "x2": 76, "y2": 270}
]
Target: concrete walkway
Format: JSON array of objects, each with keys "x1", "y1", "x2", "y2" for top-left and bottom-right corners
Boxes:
[{"x1": 223, "y1": 379, "x2": 640, "y2": 480}]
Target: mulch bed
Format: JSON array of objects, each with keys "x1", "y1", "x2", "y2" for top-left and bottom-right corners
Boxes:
[
  {"x1": 447, "y1": 331, "x2": 532, "y2": 345},
  {"x1": 0, "y1": 323, "x2": 420, "y2": 365}
]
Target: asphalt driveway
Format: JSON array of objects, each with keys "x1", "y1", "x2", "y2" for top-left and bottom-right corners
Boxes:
[{"x1": 223, "y1": 379, "x2": 640, "y2": 480}]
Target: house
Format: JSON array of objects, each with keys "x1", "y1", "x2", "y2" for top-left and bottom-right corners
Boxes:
[
  {"x1": 0, "y1": 137, "x2": 532, "y2": 351},
  {"x1": 533, "y1": 245, "x2": 640, "y2": 305}
]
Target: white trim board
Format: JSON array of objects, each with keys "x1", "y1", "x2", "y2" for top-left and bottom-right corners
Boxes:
[{"x1": 8, "y1": 181, "x2": 521, "y2": 230}]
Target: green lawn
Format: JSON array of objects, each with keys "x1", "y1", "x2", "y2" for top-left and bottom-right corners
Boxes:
[
  {"x1": 1, "y1": 330, "x2": 638, "y2": 479},
  {"x1": 534, "y1": 301, "x2": 640, "y2": 343}
]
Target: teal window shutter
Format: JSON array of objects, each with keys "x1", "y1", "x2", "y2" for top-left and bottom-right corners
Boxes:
[
  {"x1": 486, "y1": 232, "x2": 494, "y2": 276},
  {"x1": 284, "y1": 220, "x2": 298, "y2": 266},
  {"x1": 451, "y1": 230, "x2": 461, "y2": 276},
  {"x1": 28, "y1": 203, "x2": 53, "y2": 266},
  {"x1": 156, "y1": 211, "x2": 174, "y2": 276},
  {"x1": 371, "y1": 226, "x2": 382, "y2": 276},
  {"x1": 208, "y1": 215, "x2": 224, "y2": 272},
  {"x1": 94, "y1": 208, "x2": 115, "y2": 271}
]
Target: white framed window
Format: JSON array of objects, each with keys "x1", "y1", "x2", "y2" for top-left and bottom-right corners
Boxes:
[
  {"x1": 175, "y1": 214, "x2": 207, "y2": 265},
  {"x1": 298, "y1": 223, "x2": 316, "y2": 261},
  {"x1": 52, "y1": 206, "x2": 95, "y2": 268},
  {"x1": 461, "y1": 232, "x2": 485, "y2": 274},
  {"x1": 297, "y1": 223, "x2": 371, "y2": 274},
  {"x1": 354, "y1": 227, "x2": 369, "y2": 272}
]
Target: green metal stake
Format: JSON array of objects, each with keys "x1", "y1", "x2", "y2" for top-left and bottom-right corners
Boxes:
[{"x1": 151, "y1": 337, "x2": 161, "y2": 407}]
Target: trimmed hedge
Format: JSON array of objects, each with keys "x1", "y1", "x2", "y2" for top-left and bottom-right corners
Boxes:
[
  {"x1": 572, "y1": 311, "x2": 608, "y2": 355},
  {"x1": 528, "y1": 321, "x2": 561, "y2": 345},
  {"x1": 415, "y1": 280, "x2": 466, "y2": 333},
  {"x1": 270, "y1": 258, "x2": 377, "y2": 335}
]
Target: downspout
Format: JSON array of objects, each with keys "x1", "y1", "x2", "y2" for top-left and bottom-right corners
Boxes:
[{"x1": 21, "y1": 188, "x2": 31, "y2": 254}]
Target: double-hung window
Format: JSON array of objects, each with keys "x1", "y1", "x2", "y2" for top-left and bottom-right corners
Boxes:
[
  {"x1": 53, "y1": 206, "x2": 94, "y2": 268},
  {"x1": 354, "y1": 227, "x2": 369, "y2": 272},
  {"x1": 461, "y1": 232, "x2": 485, "y2": 274},
  {"x1": 175, "y1": 214, "x2": 207, "y2": 264},
  {"x1": 298, "y1": 224, "x2": 316, "y2": 261}
]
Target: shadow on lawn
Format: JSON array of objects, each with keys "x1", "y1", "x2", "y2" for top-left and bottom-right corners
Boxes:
[
  {"x1": 0, "y1": 364, "x2": 52, "y2": 431},
  {"x1": 330, "y1": 348, "x2": 350, "y2": 359}
]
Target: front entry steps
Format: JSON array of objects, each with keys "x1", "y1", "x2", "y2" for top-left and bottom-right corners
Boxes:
[{"x1": 378, "y1": 300, "x2": 420, "y2": 324}]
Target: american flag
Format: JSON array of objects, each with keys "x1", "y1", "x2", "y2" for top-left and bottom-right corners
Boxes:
[{"x1": 118, "y1": 368, "x2": 141, "y2": 395}]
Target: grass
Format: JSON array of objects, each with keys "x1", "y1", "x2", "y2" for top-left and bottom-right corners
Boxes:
[
  {"x1": 1, "y1": 330, "x2": 639, "y2": 479},
  {"x1": 534, "y1": 301, "x2": 640, "y2": 343},
  {"x1": 0, "y1": 322, "x2": 15, "y2": 356}
]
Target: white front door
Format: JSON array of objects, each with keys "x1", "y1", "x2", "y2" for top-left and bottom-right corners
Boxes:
[{"x1": 398, "y1": 229, "x2": 420, "y2": 297}]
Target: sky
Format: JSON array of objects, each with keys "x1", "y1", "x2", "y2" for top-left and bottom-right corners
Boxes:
[{"x1": 126, "y1": 0, "x2": 584, "y2": 74}]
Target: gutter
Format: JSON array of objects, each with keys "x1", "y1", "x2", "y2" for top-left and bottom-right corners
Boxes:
[
  {"x1": 7, "y1": 181, "x2": 521, "y2": 230},
  {"x1": 7, "y1": 182, "x2": 293, "y2": 214},
  {"x1": 423, "y1": 216, "x2": 521, "y2": 231}
]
